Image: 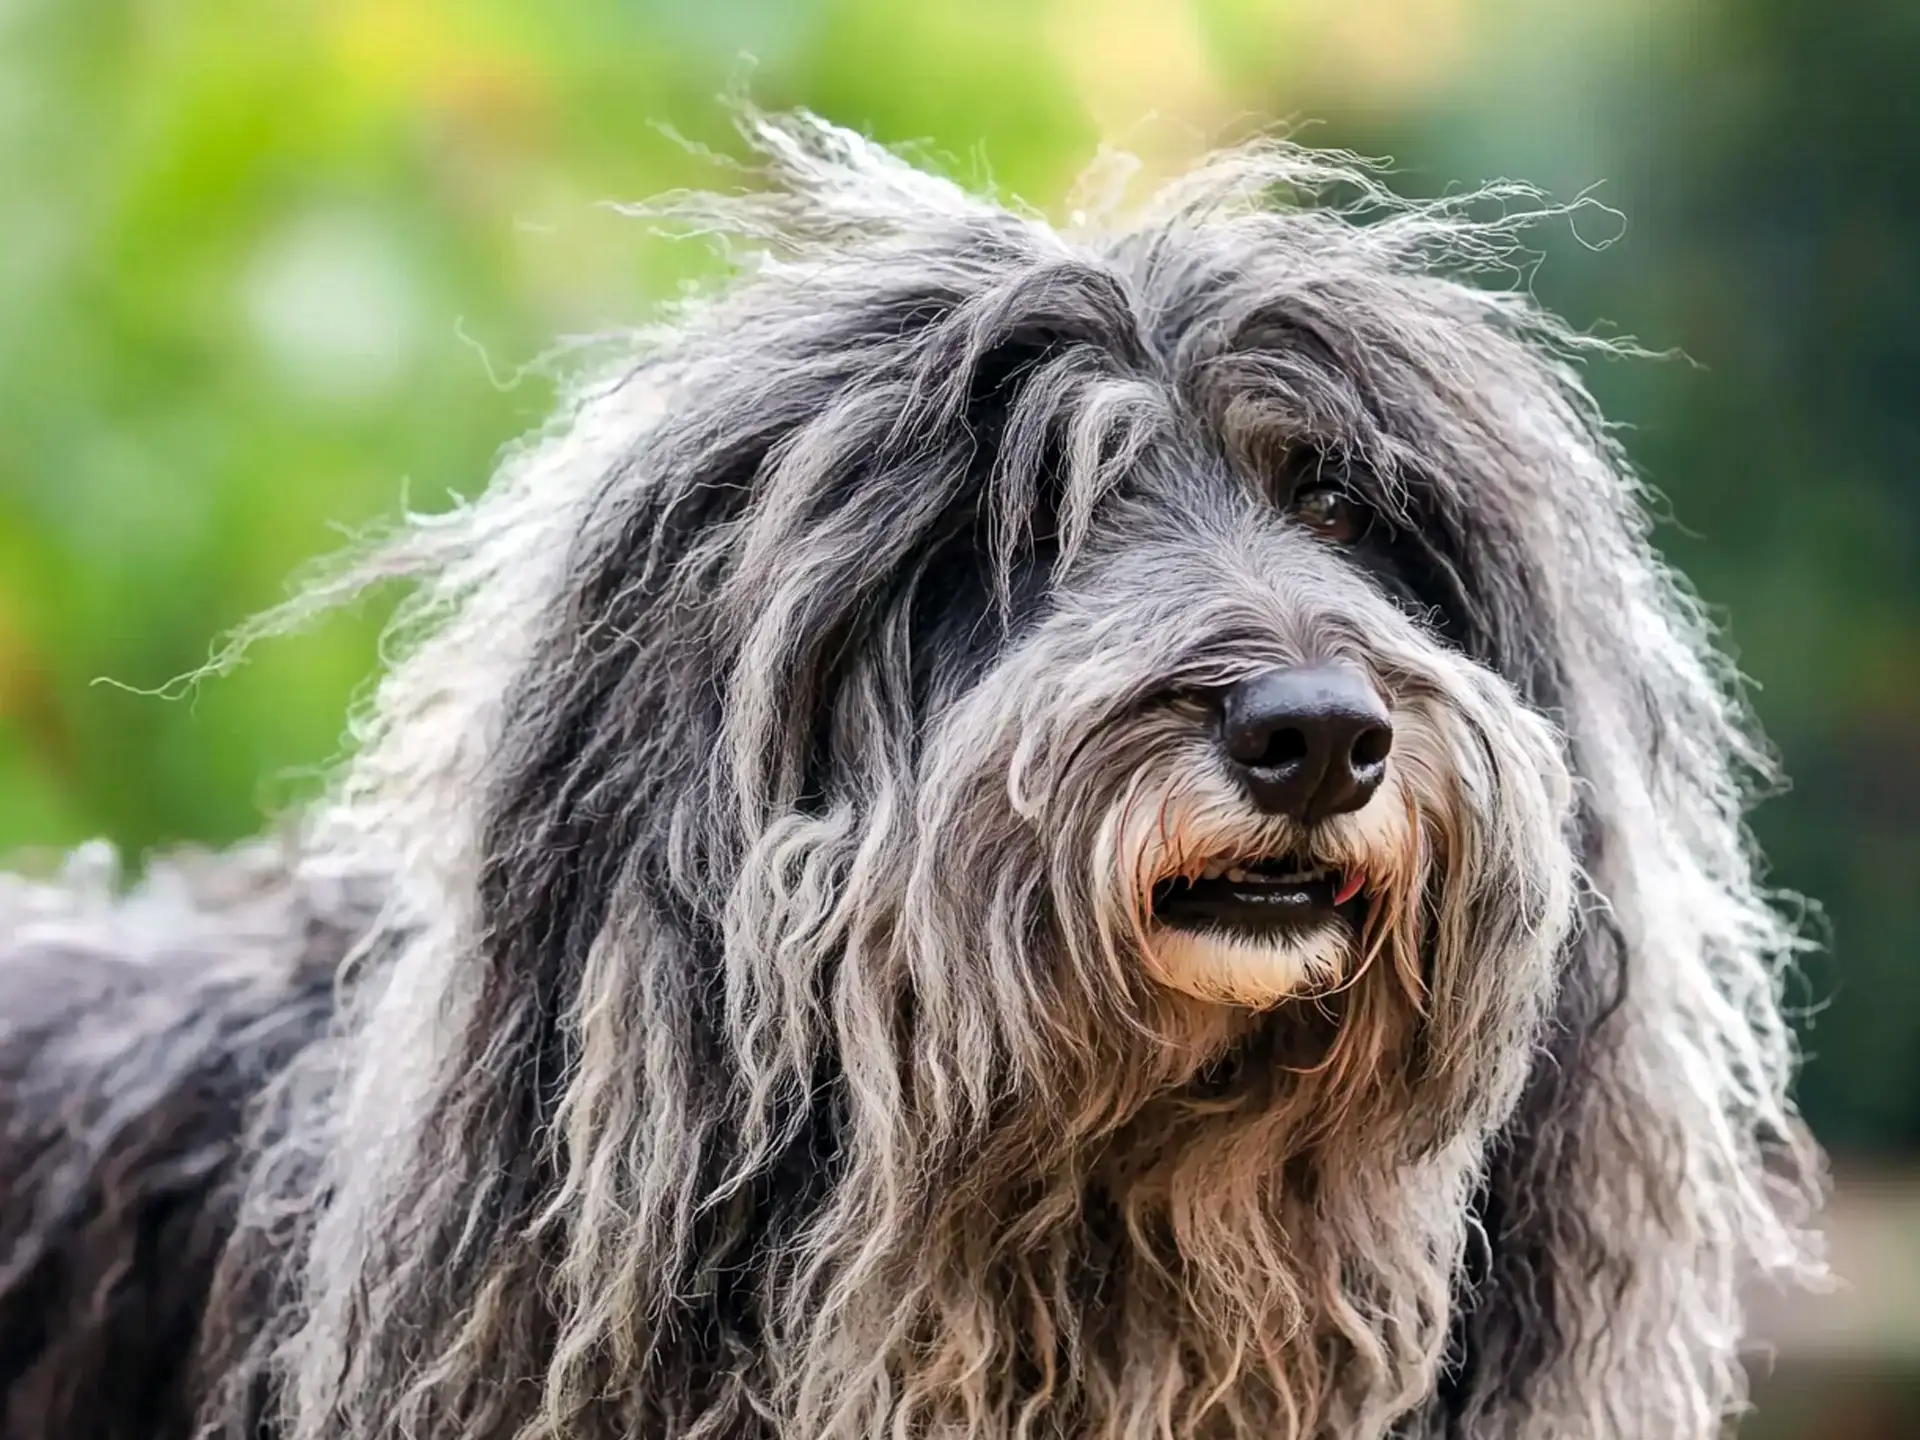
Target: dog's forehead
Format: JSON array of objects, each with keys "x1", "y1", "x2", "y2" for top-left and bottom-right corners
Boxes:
[{"x1": 942, "y1": 222, "x2": 1551, "y2": 521}]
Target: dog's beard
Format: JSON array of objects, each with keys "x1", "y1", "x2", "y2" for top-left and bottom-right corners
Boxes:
[{"x1": 1144, "y1": 923, "x2": 1354, "y2": 1007}]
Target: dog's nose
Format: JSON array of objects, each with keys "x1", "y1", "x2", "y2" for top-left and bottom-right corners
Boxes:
[{"x1": 1218, "y1": 665, "x2": 1393, "y2": 821}]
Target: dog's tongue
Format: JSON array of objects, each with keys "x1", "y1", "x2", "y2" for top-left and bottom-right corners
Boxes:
[{"x1": 1333, "y1": 870, "x2": 1367, "y2": 906}]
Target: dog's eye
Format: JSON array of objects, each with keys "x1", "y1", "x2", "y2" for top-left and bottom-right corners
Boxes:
[{"x1": 1289, "y1": 486, "x2": 1364, "y2": 543}]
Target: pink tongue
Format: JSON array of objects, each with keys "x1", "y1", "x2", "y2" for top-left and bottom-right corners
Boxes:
[{"x1": 1332, "y1": 871, "x2": 1367, "y2": 906}]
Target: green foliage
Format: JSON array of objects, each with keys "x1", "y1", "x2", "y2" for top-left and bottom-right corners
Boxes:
[{"x1": 2, "y1": 0, "x2": 1914, "y2": 1154}]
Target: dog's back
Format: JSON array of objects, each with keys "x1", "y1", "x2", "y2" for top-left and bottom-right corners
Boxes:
[{"x1": 0, "y1": 847, "x2": 354, "y2": 1440}]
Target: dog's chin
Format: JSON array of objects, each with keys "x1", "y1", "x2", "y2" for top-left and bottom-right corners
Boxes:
[{"x1": 1142, "y1": 923, "x2": 1356, "y2": 1009}]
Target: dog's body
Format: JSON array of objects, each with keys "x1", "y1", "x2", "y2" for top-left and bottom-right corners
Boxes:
[{"x1": 0, "y1": 117, "x2": 1820, "y2": 1440}]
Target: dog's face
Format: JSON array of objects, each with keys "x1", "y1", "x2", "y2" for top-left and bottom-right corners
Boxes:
[{"x1": 908, "y1": 438, "x2": 1572, "y2": 1019}]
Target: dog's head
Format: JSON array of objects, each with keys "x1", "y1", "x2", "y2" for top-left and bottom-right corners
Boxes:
[
  {"x1": 279, "y1": 115, "x2": 1813, "y2": 1440},
  {"x1": 468, "y1": 122, "x2": 1586, "y2": 1144},
  {"x1": 333, "y1": 119, "x2": 1617, "y2": 1154}
]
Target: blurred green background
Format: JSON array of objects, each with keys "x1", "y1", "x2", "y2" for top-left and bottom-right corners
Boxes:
[{"x1": 2, "y1": 0, "x2": 1915, "y2": 1430}]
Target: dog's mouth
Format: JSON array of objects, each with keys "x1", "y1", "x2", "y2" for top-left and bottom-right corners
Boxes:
[{"x1": 1151, "y1": 850, "x2": 1368, "y2": 939}]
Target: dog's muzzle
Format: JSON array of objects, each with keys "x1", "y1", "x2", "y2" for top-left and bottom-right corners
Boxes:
[{"x1": 1146, "y1": 663, "x2": 1387, "y2": 946}]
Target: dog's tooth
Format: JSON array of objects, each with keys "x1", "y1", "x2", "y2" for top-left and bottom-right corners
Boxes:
[
  {"x1": 1202, "y1": 859, "x2": 1228, "y2": 880},
  {"x1": 1225, "y1": 865, "x2": 1251, "y2": 884}
]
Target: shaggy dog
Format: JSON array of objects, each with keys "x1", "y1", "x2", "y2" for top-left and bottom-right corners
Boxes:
[{"x1": 0, "y1": 115, "x2": 1821, "y2": 1440}]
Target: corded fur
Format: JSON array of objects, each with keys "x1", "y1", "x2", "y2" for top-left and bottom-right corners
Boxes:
[{"x1": 0, "y1": 114, "x2": 1822, "y2": 1440}]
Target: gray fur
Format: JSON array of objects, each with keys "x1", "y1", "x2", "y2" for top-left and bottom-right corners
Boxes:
[{"x1": 0, "y1": 113, "x2": 1821, "y2": 1440}]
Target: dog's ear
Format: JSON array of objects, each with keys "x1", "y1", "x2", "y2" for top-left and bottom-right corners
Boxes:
[
  {"x1": 1430, "y1": 536, "x2": 1821, "y2": 1434},
  {"x1": 1430, "y1": 809, "x2": 1633, "y2": 1431},
  {"x1": 300, "y1": 226, "x2": 1157, "y2": 1439}
]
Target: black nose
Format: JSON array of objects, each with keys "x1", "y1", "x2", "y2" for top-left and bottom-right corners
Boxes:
[{"x1": 1218, "y1": 665, "x2": 1393, "y2": 821}]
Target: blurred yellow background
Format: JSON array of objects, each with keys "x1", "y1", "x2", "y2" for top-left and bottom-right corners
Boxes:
[{"x1": 2, "y1": 1, "x2": 1916, "y2": 1430}]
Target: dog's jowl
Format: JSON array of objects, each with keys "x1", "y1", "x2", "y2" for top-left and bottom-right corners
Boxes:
[{"x1": 0, "y1": 113, "x2": 1822, "y2": 1440}]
